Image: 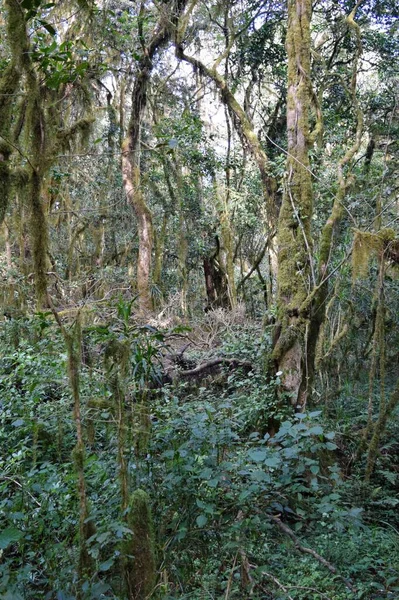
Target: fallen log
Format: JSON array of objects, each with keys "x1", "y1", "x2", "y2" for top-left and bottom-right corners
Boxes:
[{"x1": 179, "y1": 357, "x2": 252, "y2": 378}]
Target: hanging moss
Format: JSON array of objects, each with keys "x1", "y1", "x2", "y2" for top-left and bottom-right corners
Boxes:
[
  {"x1": 134, "y1": 401, "x2": 152, "y2": 457},
  {"x1": 352, "y1": 228, "x2": 396, "y2": 279},
  {"x1": 122, "y1": 489, "x2": 156, "y2": 600},
  {"x1": 56, "y1": 116, "x2": 95, "y2": 152},
  {"x1": 0, "y1": 62, "x2": 21, "y2": 224}
]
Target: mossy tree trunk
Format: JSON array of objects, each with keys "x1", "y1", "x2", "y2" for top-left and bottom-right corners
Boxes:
[
  {"x1": 213, "y1": 177, "x2": 237, "y2": 309},
  {"x1": 0, "y1": 0, "x2": 25, "y2": 226},
  {"x1": 122, "y1": 1, "x2": 189, "y2": 313},
  {"x1": 123, "y1": 489, "x2": 156, "y2": 600},
  {"x1": 203, "y1": 236, "x2": 230, "y2": 310},
  {"x1": 365, "y1": 378, "x2": 399, "y2": 482},
  {"x1": 50, "y1": 308, "x2": 95, "y2": 588},
  {"x1": 272, "y1": 0, "x2": 314, "y2": 409},
  {"x1": 302, "y1": 4, "x2": 364, "y2": 399},
  {"x1": 175, "y1": 45, "x2": 278, "y2": 239}
]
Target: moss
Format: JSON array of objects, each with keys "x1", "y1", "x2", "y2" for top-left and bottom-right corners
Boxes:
[
  {"x1": 56, "y1": 117, "x2": 95, "y2": 151},
  {"x1": 365, "y1": 380, "x2": 399, "y2": 481},
  {"x1": 122, "y1": 489, "x2": 156, "y2": 600},
  {"x1": 273, "y1": 0, "x2": 314, "y2": 407},
  {"x1": 352, "y1": 228, "x2": 396, "y2": 280},
  {"x1": 134, "y1": 403, "x2": 152, "y2": 457},
  {"x1": 30, "y1": 171, "x2": 49, "y2": 308},
  {"x1": 0, "y1": 163, "x2": 11, "y2": 226},
  {"x1": 72, "y1": 443, "x2": 85, "y2": 471},
  {"x1": 5, "y1": 0, "x2": 29, "y2": 68},
  {"x1": 0, "y1": 62, "x2": 21, "y2": 225}
]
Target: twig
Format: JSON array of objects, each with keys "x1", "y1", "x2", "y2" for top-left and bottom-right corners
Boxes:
[
  {"x1": 269, "y1": 514, "x2": 356, "y2": 593},
  {"x1": 258, "y1": 573, "x2": 294, "y2": 600},
  {"x1": 1, "y1": 476, "x2": 41, "y2": 507},
  {"x1": 224, "y1": 552, "x2": 238, "y2": 600}
]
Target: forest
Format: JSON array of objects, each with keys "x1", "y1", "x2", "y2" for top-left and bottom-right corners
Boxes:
[{"x1": 0, "y1": 0, "x2": 398, "y2": 598}]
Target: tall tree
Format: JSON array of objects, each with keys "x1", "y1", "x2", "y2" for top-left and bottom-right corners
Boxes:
[
  {"x1": 272, "y1": 0, "x2": 314, "y2": 408},
  {"x1": 122, "y1": 0, "x2": 188, "y2": 312}
]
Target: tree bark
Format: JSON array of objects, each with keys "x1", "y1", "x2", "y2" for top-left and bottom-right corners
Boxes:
[
  {"x1": 272, "y1": 0, "x2": 314, "y2": 409},
  {"x1": 122, "y1": 1, "x2": 188, "y2": 312},
  {"x1": 122, "y1": 68, "x2": 155, "y2": 312}
]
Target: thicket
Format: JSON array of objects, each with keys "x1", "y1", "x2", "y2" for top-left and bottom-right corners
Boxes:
[
  {"x1": 0, "y1": 304, "x2": 398, "y2": 599},
  {"x1": 0, "y1": 0, "x2": 398, "y2": 598}
]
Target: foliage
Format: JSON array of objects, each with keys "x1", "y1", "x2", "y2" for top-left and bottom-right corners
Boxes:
[{"x1": 0, "y1": 0, "x2": 398, "y2": 597}]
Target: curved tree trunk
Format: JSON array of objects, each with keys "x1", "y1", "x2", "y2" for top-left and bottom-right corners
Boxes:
[
  {"x1": 174, "y1": 45, "x2": 278, "y2": 245},
  {"x1": 299, "y1": 4, "x2": 364, "y2": 400},
  {"x1": 122, "y1": 1, "x2": 189, "y2": 312}
]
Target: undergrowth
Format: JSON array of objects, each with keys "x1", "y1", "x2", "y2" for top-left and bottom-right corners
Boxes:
[{"x1": 0, "y1": 313, "x2": 398, "y2": 599}]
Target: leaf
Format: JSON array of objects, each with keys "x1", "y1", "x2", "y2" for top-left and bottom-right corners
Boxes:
[
  {"x1": 207, "y1": 478, "x2": 219, "y2": 488},
  {"x1": 12, "y1": 419, "x2": 25, "y2": 427},
  {"x1": 264, "y1": 456, "x2": 280, "y2": 468},
  {"x1": 308, "y1": 425, "x2": 323, "y2": 436},
  {"x1": 0, "y1": 527, "x2": 23, "y2": 549},
  {"x1": 196, "y1": 514, "x2": 208, "y2": 527},
  {"x1": 325, "y1": 442, "x2": 337, "y2": 450},
  {"x1": 308, "y1": 410, "x2": 322, "y2": 418},
  {"x1": 98, "y1": 558, "x2": 114, "y2": 571},
  {"x1": 248, "y1": 449, "x2": 267, "y2": 462},
  {"x1": 38, "y1": 20, "x2": 56, "y2": 35}
]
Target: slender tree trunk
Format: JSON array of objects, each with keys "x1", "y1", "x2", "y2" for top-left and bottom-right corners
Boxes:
[
  {"x1": 302, "y1": 4, "x2": 364, "y2": 399},
  {"x1": 175, "y1": 45, "x2": 278, "y2": 250},
  {"x1": 272, "y1": 0, "x2": 314, "y2": 409},
  {"x1": 153, "y1": 213, "x2": 168, "y2": 291},
  {"x1": 122, "y1": 1, "x2": 189, "y2": 312},
  {"x1": 122, "y1": 118, "x2": 154, "y2": 313}
]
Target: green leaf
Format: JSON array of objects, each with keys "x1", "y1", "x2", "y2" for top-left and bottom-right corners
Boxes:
[
  {"x1": 38, "y1": 19, "x2": 56, "y2": 35},
  {"x1": 0, "y1": 527, "x2": 23, "y2": 549},
  {"x1": 99, "y1": 558, "x2": 114, "y2": 571},
  {"x1": 264, "y1": 456, "x2": 280, "y2": 468},
  {"x1": 248, "y1": 449, "x2": 267, "y2": 462},
  {"x1": 325, "y1": 442, "x2": 337, "y2": 450},
  {"x1": 308, "y1": 425, "x2": 323, "y2": 436},
  {"x1": 308, "y1": 411, "x2": 322, "y2": 418},
  {"x1": 207, "y1": 478, "x2": 219, "y2": 488},
  {"x1": 196, "y1": 514, "x2": 208, "y2": 527}
]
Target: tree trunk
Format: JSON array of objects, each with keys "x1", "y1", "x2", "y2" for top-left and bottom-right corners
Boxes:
[
  {"x1": 122, "y1": 80, "x2": 154, "y2": 312},
  {"x1": 272, "y1": 0, "x2": 314, "y2": 409},
  {"x1": 203, "y1": 239, "x2": 229, "y2": 310},
  {"x1": 300, "y1": 4, "x2": 364, "y2": 399},
  {"x1": 122, "y1": 1, "x2": 188, "y2": 312}
]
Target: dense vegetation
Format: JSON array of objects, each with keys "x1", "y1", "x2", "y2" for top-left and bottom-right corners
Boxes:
[{"x1": 0, "y1": 0, "x2": 398, "y2": 598}]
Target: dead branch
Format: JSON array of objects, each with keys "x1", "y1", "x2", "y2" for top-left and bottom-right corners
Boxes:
[
  {"x1": 269, "y1": 515, "x2": 356, "y2": 593},
  {"x1": 179, "y1": 357, "x2": 252, "y2": 378}
]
